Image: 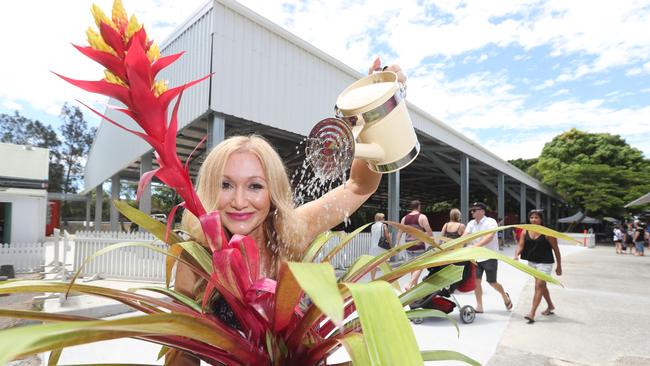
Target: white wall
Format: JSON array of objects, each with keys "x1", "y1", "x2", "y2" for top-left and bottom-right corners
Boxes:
[{"x1": 0, "y1": 191, "x2": 47, "y2": 243}]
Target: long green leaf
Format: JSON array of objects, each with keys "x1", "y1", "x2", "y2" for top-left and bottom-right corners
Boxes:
[
  {"x1": 0, "y1": 281, "x2": 187, "y2": 314},
  {"x1": 114, "y1": 200, "x2": 187, "y2": 288},
  {"x1": 322, "y1": 223, "x2": 373, "y2": 263},
  {"x1": 0, "y1": 313, "x2": 261, "y2": 365},
  {"x1": 385, "y1": 246, "x2": 561, "y2": 286},
  {"x1": 377, "y1": 261, "x2": 402, "y2": 291},
  {"x1": 129, "y1": 286, "x2": 201, "y2": 313},
  {"x1": 175, "y1": 241, "x2": 213, "y2": 273},
  {"x1": 113, "y1": 200, "x2": 183, "y2": 244},
  {"x1": 405, "y1": 309, "x2": 459, "y2": 337},
  {"x1": 384, "y1": 221, "x2": 439, "y2": 247},
  {"x1": 440, "y1": 224, "x2": 579, "y2": 252},
  {"x1": 421, "y1": 350, "x2": 480, "y2": 366},
  {"x1": 399, "y1": 265, "x2": 463, "y2": 306},
  {"x1": 157, "y1": 345, "x2": 170, "y2": 361},
  {"x1": 302, "y1": 231, "x2": 340, "y2": 262},
  {"x1": 287, "y1": 262, "x2": 344, "y2": 326},
  {"x1": 48, "y1": 348, "x2": 62, "y2": 366},
  {"x1": 336, "y1": 333, "x2": 372, "y2": 366},
  {"x1": 341, "y1": 255, "x2": 374, "y2": 282},
  {"x1": 0, "y1": 309, "x2": 93, "y2": 322},
  {"x1": 66, "y1": 241, "x2": 209, "y2": 297},
  {"x1": 272, "y1": 262, "x2": 304, "y2": 333},
  {"x1": 343, "y1": 281, "x2": 423, "y2": 366}
]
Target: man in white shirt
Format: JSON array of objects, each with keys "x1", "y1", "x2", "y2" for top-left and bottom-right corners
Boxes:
[{"x1": 462, "y1": 202, "x2": 511, "y2": 313}]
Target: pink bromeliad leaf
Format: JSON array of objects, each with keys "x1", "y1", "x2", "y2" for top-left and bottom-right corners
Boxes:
[
  {"x1": 185, "y1": 135, "x2": 207, "y2": 172},
  {"x1": 136, "y1": 168, "x2": 160, "y2": 201},
  {"x1": 124, "y1": 45, "x2": 164, "y2": 140},
  {"x1": 126, "y1": 27, "x2": 148, "y2": 52},
  {"x1": 158, "y1": 74, "x2": 212, "y2": 113},
  {"x1": 99, "y1": 22, "x2": 125, "y2": 57},
  {"x1": 72, "y1": 44, "x2": 128, "y2": 81},
  {"x1": 228, "y1": 235, "x2": 260, "y2": 284},
  {"x1": 151, "y1": 52, "x2": 184, "y2": 79},
  {"x1": 53, "y1": 73, "x2": 131, "y2": 108},
  {"x1": 74, "y1": 100, "x2": 160, "y2": 150},
  {"x1": 199, "y1": 212, "x2": 228, "y2": 252}
]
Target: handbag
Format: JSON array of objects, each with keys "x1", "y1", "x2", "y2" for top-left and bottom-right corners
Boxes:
[{"x1": 378, "y1": 224, "x2": 391, "y2": 250}]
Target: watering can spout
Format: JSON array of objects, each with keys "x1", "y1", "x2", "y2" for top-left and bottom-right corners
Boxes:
[{"x1": 354, "y1": 142, "x2": 385, "y2": 162}]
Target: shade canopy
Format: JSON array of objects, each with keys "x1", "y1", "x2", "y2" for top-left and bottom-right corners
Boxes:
[
  {"x1": 624, "y1": 192, "x2": 650, "y2": 208},
  {"x1": 557, "y1": 211, "x2": 601, "y2": 224}
]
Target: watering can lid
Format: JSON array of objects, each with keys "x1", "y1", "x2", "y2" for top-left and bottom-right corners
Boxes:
[{"x1": 336, "y1": 71, "x2": 399, "y2": 113}]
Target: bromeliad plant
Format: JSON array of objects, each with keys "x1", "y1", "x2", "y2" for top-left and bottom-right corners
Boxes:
[{"x1": 0, "y1": 1, "x2": 577, "y2": 365}]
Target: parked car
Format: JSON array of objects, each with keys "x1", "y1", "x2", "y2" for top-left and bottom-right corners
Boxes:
[{"x1": 150, "y1": 214, "x2": 167, "y2": 224}]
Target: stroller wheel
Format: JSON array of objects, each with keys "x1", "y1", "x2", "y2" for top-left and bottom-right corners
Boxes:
[
  {"x1": 460, "y1": 305, "x2": 476, "y2": 324},
  {"x1": 411, "y1": 317, "x2": 423, "y2": 324}
]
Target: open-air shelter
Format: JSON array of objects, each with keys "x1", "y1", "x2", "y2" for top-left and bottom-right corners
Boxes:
[{"x1": 80, "y1": 0, "x2": 567, "y2": 233}]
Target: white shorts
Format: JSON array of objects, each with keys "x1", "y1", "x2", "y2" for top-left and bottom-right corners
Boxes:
[{"x1": 527, "y1": 261, "x2": 553, "y2": 275}]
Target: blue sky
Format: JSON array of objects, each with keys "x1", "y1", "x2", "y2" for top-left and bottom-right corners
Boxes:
[{"x1": 1, "y1": 0, "x2": 649, "y2": 160}]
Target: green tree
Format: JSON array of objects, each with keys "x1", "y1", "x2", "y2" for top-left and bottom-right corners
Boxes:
[
  {"x1": 59, "y1": 103, "x2": 97, "y2": 194},
  {"x1": 0, "y1": 111, "x2": 64, "y2": 192},
  {"x1": 508, "y1": 157, "x2": 538, "y2": 174},
  {"x1": 531, "y1": 128, "x2": 650, "y2": 218}
]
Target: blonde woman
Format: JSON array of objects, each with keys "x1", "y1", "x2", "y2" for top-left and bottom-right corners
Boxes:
[
  {"x1": 440, "y1": 208, "x2": 465, "y2": 241},
  {"x1": 369, "y1": 212, "x2": 391, "y2": 280},
  {"x1": 174, "y1": 58, "x2": 406, "y2": 365}
]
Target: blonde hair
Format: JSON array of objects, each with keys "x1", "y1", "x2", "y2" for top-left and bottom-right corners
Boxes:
[
  {"x1": 449, "y1": 208, "x2": 461, "y2": 223},
  {"x1": 181, "y1": 135, "x2": 304, "y2": 262},
  {"x1": 374, "y1": 212, "x2": 385, "y2": 221}
]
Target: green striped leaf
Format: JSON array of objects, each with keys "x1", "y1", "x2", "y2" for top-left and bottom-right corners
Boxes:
[
  {"x1": 421, "y1": 350, "x2": 480, "y2": 365},
  {"x1": 343, "y1": 281, "x2": 422, "y2": 365},
  {"x1": 287, "y1": 262, "x2": 344, "y2": 326}
]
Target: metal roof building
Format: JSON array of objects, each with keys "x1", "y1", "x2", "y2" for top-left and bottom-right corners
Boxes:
[{"x1": 82, "y1": 0, "x2": 566, "y2": 231}]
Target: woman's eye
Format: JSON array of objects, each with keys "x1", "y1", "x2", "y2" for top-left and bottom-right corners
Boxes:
[
  {"x1": 221, "y1": 181, "x2": 232, "y2": 189},
  {"x1": 250, "y1": 183, "x2": 264, "y2": 190}
]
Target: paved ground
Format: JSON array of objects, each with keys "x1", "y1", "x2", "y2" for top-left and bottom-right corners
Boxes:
[{"x1": 489, "y1": 245, "x2": 650, "y2": 366}]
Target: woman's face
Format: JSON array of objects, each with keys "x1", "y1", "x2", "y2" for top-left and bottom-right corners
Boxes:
[
  {"x1": 529, "y1": 213, "x2": 542, "y2": 225},
  {"x1": 217, "y1": 151, "x2": 272, "y2": 239}
]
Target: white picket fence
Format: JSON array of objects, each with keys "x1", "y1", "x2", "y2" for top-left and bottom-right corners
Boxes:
[
  {"x1": 74, "y1": 230, "x2": 167, "y2": 282},
  {"x1": 0, "y1": 242, "x2": 45, "y2": 273},
  {"x1": 314, "y1": 232, "x2": 373, "y2": 269}
]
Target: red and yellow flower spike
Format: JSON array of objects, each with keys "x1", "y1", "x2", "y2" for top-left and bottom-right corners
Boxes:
[{"x1": 56, "y1": 0, "x2": 214, "y2": 239}]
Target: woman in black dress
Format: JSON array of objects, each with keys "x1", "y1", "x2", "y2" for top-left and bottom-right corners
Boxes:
[{"x1": 514, "y1": 209, "x2": 562, "y2": 323}]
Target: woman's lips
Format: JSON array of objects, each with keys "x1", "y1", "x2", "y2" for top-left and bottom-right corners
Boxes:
[{"x1": 227, "y1": 212, "x2": 254, "y2": 221}]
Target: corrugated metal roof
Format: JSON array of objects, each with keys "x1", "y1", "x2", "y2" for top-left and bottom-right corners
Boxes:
[{"x1": 83, "y1": 0, "x2": 559, "y2": 199}]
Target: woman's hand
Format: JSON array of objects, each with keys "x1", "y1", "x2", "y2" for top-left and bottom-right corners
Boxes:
[
  {"x1": 368, "y1": 56, "x2": 407, "y2": 84},
  {"x1": 556, "y1": 265, "x2": 562, "y2": 276}
]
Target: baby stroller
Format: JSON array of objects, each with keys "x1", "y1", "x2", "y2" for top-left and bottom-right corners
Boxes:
[{"x1": 408, "y1": 261, "x2": 477, "y2": 324}]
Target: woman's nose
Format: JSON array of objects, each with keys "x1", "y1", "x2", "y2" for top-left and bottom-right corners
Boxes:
[{"x1": 232, "y1": 187, "x2": 247, "y2": 209}]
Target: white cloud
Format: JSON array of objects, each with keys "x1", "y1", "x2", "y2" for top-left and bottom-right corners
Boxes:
[
  {"x1": 2, "y1": 100, "x2": 22, "y2": 111},
  {"x1": 481, "y1": 131, "x2": 559, "y2": 160},
  {"x1": 0, "y1": 0, "x2": 206, "y2": 119},
  {"x1": 1, "y1": 0, "x2": 649, "y2": 162}
]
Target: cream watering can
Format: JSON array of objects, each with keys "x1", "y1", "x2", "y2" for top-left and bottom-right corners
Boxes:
[{"x1": 307, "y1": 70, "x2": 420, "y2": 179}]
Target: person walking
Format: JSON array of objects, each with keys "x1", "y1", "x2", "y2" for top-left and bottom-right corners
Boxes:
[
  {"x1": 440, "y1": 208, "x2": 465, "y2": 242},
  {"x1": 633, "y1": 223, "x2": 647, "y2": 256},
  {"x1": 514, "y1": 209, "x2": 562, "y2": 323},
  {"x1": 613, "y1": 224, "x2": 625, "y2": 254},
  {"x1": 369, "y1": 212, "x2": 391, "y2": 280},
  {"x1": 396, "y1": 200, "x2": 433, "y2": 290},
  {"x1": 625, "y1": 222, "x2": 636, "y2": 254},
  {"x1": 462, "y1": 202, "x2": 511, "y2": 313}
]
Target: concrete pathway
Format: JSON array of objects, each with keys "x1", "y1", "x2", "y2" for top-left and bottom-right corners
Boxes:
[{"x1": 489, "y1": 245, "x2": 650, "y2": 366}]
